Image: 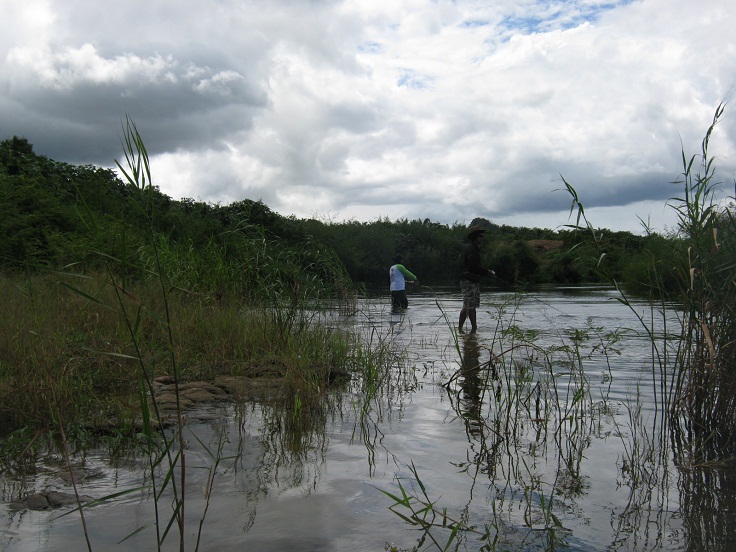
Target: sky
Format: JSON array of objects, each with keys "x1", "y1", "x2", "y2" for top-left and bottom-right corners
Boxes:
[{"x1": 1, "y1": 0, "x2": 735, "y2": 234}]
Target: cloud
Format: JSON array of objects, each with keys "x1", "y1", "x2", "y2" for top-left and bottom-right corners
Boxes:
[
  {"x1": 1, "y1": 0, "x2": 735, "y2": 234},
  {"x1": 3, "y1": 39, "x2": 267, "y2": 160}
]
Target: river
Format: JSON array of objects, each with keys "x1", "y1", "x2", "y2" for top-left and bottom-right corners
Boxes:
[{"x1": 2, "y1": 286, "x2": 736, "y2": 551}]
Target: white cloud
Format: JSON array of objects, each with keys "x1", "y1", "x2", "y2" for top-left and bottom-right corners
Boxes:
[
  {"x1": 7, "y1": 43, "x2": 176, "y2": 89},
  {"x1": 1, "y1": 0, "x2": 735, "y2": 234}
]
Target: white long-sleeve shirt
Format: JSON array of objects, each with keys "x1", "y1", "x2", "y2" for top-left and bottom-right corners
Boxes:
[{"x1": 389, "y1": 263, "x2": 417, "y2": 291}]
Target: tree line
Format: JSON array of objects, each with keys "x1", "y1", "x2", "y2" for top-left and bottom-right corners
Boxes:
[{"x1": 0, "y1": 135, "x2": 683, "y2": 295}]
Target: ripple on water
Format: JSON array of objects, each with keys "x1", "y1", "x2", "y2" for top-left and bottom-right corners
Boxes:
[{"x1": 0, "y1": 288, "x2": 709, "y2": 552}]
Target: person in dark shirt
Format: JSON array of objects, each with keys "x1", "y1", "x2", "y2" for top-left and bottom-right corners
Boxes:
[{"x1": 459, "y1": 225, "x2": 495, "y2": 332}]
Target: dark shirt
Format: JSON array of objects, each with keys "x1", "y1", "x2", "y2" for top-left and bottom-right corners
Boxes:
[{"x1": 462, "y1": 242, "x2": 489, "y2": 282}]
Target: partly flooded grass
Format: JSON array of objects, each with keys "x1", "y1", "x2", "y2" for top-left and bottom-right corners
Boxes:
[
  {"x1": 0, "y1": 274, "x2": 358, "y2": 438},
  {"x1": 3, "y1": 288, "x2": 736, "y2": 551},
  {"x1": 0, "y1": 272, "x2": 367, "y2": 551}
]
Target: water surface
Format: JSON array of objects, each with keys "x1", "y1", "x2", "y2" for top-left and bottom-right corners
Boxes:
[{"x1": 3, "y1": 286, "x2": 736, "y2": 551}]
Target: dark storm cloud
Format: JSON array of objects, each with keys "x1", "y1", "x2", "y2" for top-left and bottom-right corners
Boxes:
[{"x1": 1, "y1": 47, "x2": 267, "y2": 164}]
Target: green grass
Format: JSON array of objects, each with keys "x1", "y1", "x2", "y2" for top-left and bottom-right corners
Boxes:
[
  {"x1": 0, "y1": 272, "x2": 359, "y2": 437},
  {"x1": 0, "y1": 117, "x2": 382, "y2": 551}
]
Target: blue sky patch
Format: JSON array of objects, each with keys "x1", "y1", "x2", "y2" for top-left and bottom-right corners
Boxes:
[
  {"x1": 358, "y1": 41, "x2": 383, "y2": 54},
  {"x1": 501, "y1": 0, "x2": 632, "y2": 34},
  {"x1": 397, "y1": 69, "x2": 433, "y2": 90},
  {"x1": 460, "y1": 19, "x2": 489, "y2": 29}
]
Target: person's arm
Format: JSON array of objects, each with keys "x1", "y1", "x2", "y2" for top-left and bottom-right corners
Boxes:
[{"x1": 396, "y1": 264, "x2": 417, "y2": 281}]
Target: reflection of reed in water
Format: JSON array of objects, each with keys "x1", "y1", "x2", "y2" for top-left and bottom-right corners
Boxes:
[
  {"x1": 228, "y1": 315, "x2": 415, "y2": 505},
  {"x1": 434, "y1": 299, "x2": 615, "y2": 549},
  {"x1": 680, "y1": 465, "x2": 736, "y2": 552},
  {"x1": 251, "y1": 391, "x2": 334, "y2": 493},
  {"x1": 610, "y1": 403, "x2": 736, "y2": 552},
  {"x1": 219, "y1": 398, "x2": 331, "y2": 535}
]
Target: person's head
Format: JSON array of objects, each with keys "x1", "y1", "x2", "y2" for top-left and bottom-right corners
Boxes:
[
  {"x1": 466, "y1": 225, "x2": 485, "y2": 243},
  {"x1": 393, "y1": 254, "x2": 404, "y2": 264}
]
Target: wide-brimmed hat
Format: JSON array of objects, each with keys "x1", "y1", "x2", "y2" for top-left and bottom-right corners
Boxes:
[{"x1": 467, "y1": 225, "x2": 485, "y2": 240}]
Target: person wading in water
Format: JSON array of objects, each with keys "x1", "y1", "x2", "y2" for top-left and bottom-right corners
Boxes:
[
  {"x1": 389, "y1": 254, "x2": 418, "y2": 310},
  {"x1": 458, "y1": 225, "x2": 495, "y2": 333}
]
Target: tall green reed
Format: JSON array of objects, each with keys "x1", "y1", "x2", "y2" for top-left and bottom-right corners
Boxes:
[
  {"x1": 111, "y1": 115, "x2": 187, "y2": 549},
  {"x1": 562, "y1": 103, "x2": 736, "y2": 462},
  {"x1": 667, "y1": 103, "x2": 736, "y2": 459}
]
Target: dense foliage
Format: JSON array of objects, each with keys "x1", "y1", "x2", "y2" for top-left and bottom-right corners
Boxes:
[
  {"x1": 0, "y1": 136, "x2": 352, "y2": 306},
  {"x1": 0, "y1": 135, "x2": 683, "y2": 292}
]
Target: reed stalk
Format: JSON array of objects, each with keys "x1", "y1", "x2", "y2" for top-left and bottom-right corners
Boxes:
[
  {"x1": 379, "y1": 294, "x2": 620, "y2": 550},
  {"x1": 561, "y1": 102, "x2": 736, "y2": 461},
  {"x1": 666, "y1": 103, "x2": 736, "y2": 460}
]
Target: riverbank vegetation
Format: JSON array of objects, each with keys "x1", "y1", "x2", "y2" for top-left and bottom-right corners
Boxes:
[
  {"x1": 1, "y1": 131, "x2": 684, "y2": 291},
  {"x1": 1, "y1": 106, "x2": 735, "y2": 550},
  {"x1": 0, "y1": 120, "x2": 362, "y2": 448}
]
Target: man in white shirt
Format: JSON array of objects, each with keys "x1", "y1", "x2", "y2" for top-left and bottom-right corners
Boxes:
[{"x1": 389, "y1": 254, "x2": 418, "y2": 309}]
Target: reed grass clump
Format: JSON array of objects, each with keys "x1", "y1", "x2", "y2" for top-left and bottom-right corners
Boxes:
[
  {"x1": 561, "y1": 103, "x2": 736, "y2": 461},
  {"x1": 667, "y1": 104, "x2": 736, "y2": 459}
]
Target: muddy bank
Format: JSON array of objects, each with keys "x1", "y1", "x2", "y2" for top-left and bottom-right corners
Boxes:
[
  {"x1": 153, "y1": 374, "x2": 285, "y2": 411},
  {"x1": 9, "y1": 490, "x2": 94, "y2": 512}
]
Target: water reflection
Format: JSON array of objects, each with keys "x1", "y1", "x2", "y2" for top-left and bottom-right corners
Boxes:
[
  {"x1": 680, "y1": 466, "x2": 736, "y2": 552},
  {"x1": 458, "y1": 334, "x2": 484, "y2": 437},
  {"x1": 3, "y1": 288, "x2": 736, "y2": 551}
]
